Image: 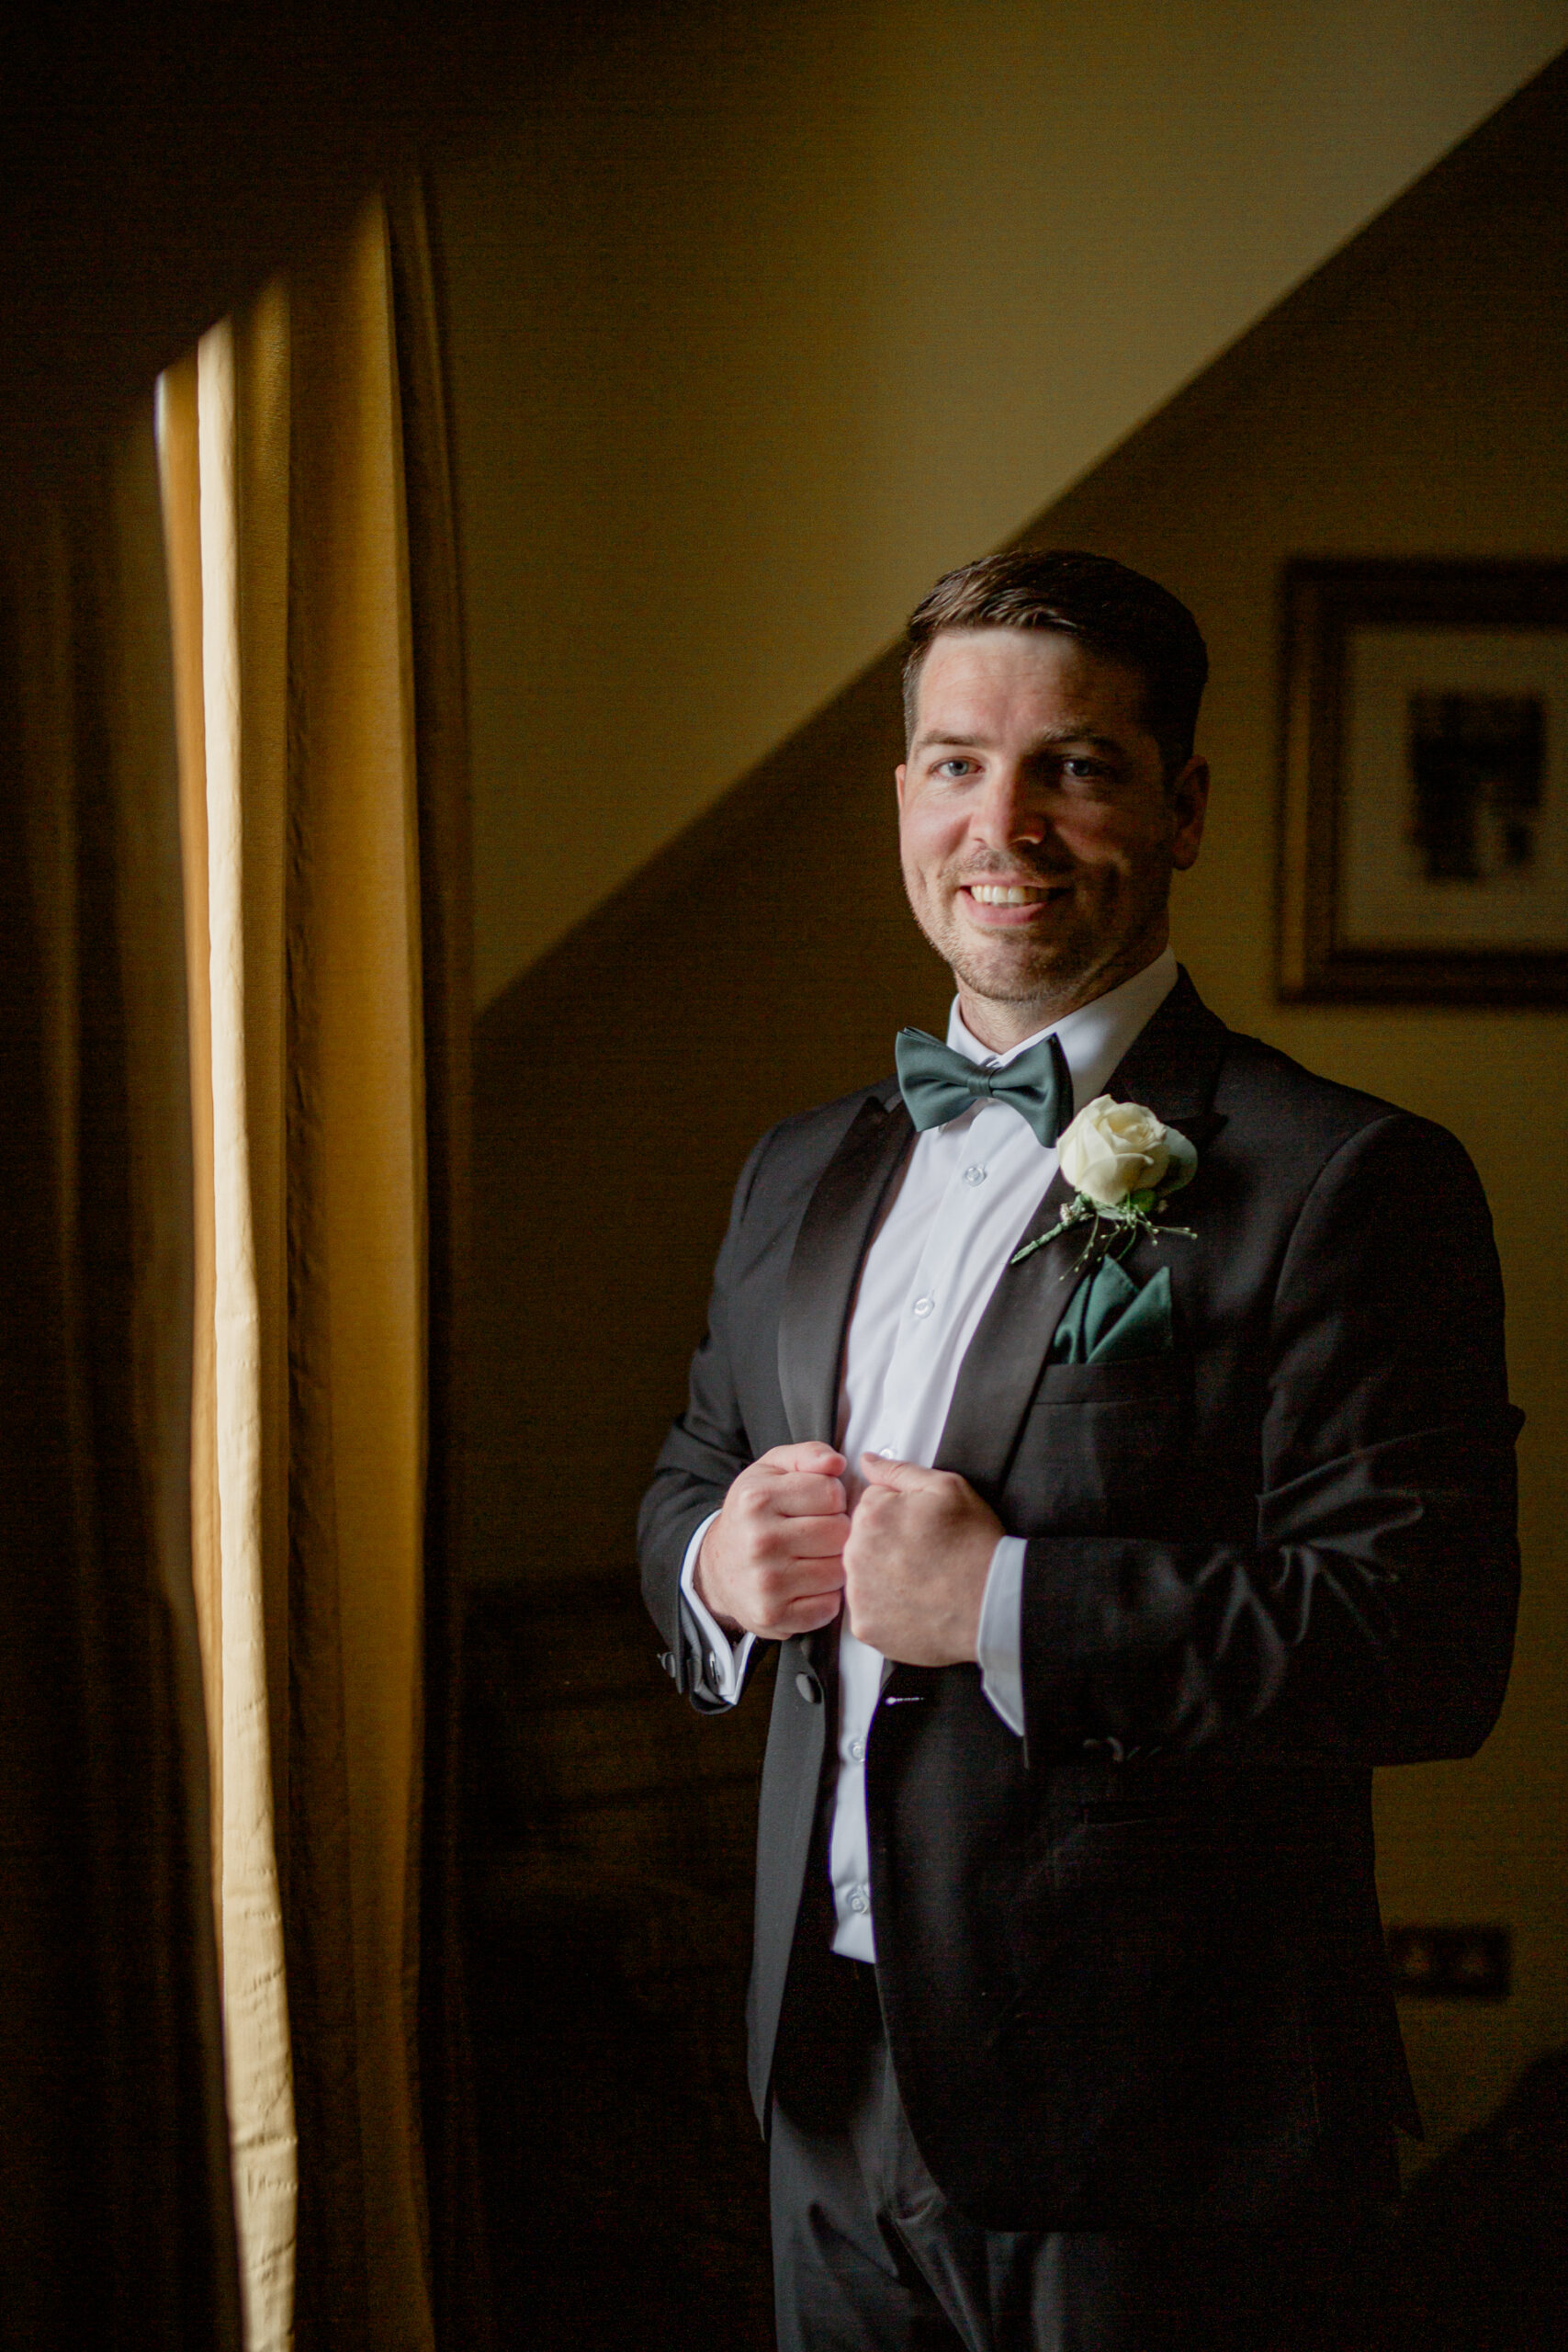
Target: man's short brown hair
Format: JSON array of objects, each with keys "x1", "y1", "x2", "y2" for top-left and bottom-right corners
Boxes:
[{"x1": 902, "y1": 548, "x2": 1209, "y2": 779}]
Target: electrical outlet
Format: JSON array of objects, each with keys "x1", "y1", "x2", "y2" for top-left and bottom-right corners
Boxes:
[{"x1": 1386, "y1": 1925, "x2": 1511, "y2": 2000}]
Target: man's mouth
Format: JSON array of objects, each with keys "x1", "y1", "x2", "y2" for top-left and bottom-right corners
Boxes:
[{"x1": 957, "y1": 877, "x2": 1074, "y2": 915}]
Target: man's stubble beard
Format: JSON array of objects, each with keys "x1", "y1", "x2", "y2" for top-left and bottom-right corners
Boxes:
[{"x1": 904, "y1": 857, "x2": 1175, "y2": 1019}]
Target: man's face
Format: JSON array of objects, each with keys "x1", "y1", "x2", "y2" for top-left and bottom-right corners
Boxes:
[{"x1": 896, "y1": 627, "x2": 1208, "y2": 1045}]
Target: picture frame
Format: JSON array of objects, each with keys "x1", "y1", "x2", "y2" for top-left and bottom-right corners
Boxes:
[{"x1": 1278, "y1": 558, "x2": 1568, "y2": 1004}]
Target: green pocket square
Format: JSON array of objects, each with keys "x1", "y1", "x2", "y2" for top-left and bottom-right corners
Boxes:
[{"x1": 1048, "y1": 1260, "x2": 1173, "y2": 1366}]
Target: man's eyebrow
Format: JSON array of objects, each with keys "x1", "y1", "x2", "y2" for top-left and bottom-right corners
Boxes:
[
  {"x1": 1041, "y1": 729, "x2": 1125, "y2": 754},
  {"x1": 910, "y1": 728, "x2": 995, "y2": 753},
  {"x1": 911, "y1": 726, "x2": 1126, "y2": 756}
]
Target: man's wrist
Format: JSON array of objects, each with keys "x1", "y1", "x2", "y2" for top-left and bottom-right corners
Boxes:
[
  {"x1": 693, "y1": 1522, "x2": 745, "y2": 1636},
  {"x1": 679, "y1": 1512, "x2": 754, "y2": 1706}
]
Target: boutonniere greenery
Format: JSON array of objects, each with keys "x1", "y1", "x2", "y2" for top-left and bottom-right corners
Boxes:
[{"x1": 1011, "y1": 1096, "x2": 1198, "y2": 1270}]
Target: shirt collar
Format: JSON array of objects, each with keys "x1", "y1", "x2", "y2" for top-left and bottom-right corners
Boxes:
[{"x1": 944, "y1": 945, "x2": 1179, "y2": 1112}]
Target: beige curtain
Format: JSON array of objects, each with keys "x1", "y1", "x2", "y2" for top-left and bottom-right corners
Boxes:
[{"x1": 159, "y1": 189, "x2": 475, "y2": 2352}]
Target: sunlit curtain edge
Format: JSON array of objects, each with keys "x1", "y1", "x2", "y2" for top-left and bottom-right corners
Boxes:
[{"x1": 158, "y1": 323, "x2": 299, "y2": 2352}]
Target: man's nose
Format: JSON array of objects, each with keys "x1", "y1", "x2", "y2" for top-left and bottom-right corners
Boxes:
[{"x1": 970, "y1": 765, "x2": 1047, "y2": 849}]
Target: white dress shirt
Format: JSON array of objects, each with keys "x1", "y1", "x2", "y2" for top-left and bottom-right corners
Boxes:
[{"x1": 681, "y1": 947, "x2": 1178, "y2": 1960}]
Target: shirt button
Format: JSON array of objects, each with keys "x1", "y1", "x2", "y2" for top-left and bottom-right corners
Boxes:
[
  {"x1": 848, "y1": 1736, "x2": 866, "y2": 1763},
  {"x1": 963, "y1": 1164, "x2": 987, "y2": 1186},
  {"x1": 912, "y1": 1295, "x2": 934, "y2": 1317},
  {"x1": 849, "y1": 1887, "x2": 870, "y2": 1917}
]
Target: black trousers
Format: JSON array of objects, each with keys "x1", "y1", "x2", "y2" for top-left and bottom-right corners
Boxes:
[{"x1": 769, "y1": 1941, "x2": 1370, "y2": 2352}]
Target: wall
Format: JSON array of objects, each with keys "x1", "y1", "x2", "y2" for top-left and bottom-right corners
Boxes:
[
  {"x1": 467, "y1": 60, "x2": 1568, "y2": 2177},
  {"x1": 435, "y1": 0, "x2": 1568, "y2": 1009}
]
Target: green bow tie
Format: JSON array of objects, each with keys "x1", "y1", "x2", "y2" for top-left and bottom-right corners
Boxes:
[{"x1": 895, "y1": 1028, "x2": 1072, "y2": 1149}]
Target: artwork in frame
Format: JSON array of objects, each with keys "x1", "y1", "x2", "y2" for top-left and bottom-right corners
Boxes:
[{"x1": 1279, "y1": 559, "x2": 1568, "y2": 1003}]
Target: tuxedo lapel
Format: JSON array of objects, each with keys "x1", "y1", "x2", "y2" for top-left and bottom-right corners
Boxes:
[
  {"x1": 1104, "y1": 966, "x2": 1228, "y2": 1135},
  {"x1": 933, "y1": 1166, "x2": 1079, "y2": 1489},
  {"x1": 777, "y1": 1089, "x2": 913, "y2": 1443},
  {"x1": 936, "y1": 968, "x2": 1228, "y2": 1494}
]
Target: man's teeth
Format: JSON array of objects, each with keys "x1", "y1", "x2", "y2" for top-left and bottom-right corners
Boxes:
[{"x1": 969, "y1": 884, "x2": 1045, "y2": 905}]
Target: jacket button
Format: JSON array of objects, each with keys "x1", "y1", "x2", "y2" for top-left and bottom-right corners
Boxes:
[{"x1": 795, "y1": 1670, "x2": 822, "y2": 1705}]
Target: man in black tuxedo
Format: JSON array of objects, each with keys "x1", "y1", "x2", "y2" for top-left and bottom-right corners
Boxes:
[{"x1": 638, "y1": 550, "x2": 1519, "y2": 2349}]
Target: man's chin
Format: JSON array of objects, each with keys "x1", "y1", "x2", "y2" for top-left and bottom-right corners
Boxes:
[
  {"x1": 908, "y1": 895, "x2": 1118, "y2": 1012},
  {"x1": 946, "y1": 942, "x2": 1095, "y2": 1011}
]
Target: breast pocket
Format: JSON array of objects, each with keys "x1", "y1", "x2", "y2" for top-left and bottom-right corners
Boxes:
[{"x1": 1004, "y1": 1355, "x2": 1190, "y2": 1536}]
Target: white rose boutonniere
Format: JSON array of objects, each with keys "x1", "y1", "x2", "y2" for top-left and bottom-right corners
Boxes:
[{"x1": 1011, "y1": 1095, "x2": 1198, "y2": 1268}]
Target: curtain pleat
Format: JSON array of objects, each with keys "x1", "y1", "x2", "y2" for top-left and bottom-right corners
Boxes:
[
  {"x1": 387, "y1": 182, "x2": 490, "y2": 2352},
  {"x1": 163, "y1": 186, "x2": 478, "y2": 2352},
  {"x1": 164, "y1": 330, "x2": 301, "y2": 2352},
  {"x1": 161, "y1": 353, "x2": 226, "y2": 1929},
  {"x1": 201, "y1": 313, "x2": 301, "y2": 2352},
  {"x1": 0, "y1": 417, "x2": 242, "y2": 2344},
  {"x1": 286, "y1": 197, "x2": 434, "y2": 2352},
  {"x1": 234, "y1": 280, "x2": 295, "y2": 1874}
]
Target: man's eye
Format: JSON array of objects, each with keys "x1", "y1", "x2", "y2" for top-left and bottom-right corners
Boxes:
[
  {"x1": 1062, "y1": 756, "x2": 1110, "y2": 781},
  {"x1": 935, "y1": 758, "x2": 976, "y2": 778}
]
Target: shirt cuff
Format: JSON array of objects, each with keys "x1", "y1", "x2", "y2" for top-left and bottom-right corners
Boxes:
[
  {"x1": 679, "y1": 1510, "x2": 756, "y2": 1703},
  {"x1": 976, "y1": 1535, "x2": 1027, "y2": 1736}
]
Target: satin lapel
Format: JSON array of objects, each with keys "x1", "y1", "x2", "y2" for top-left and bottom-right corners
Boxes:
[
  {"x1": 934, "y1": 970, "x2": 1231, "y2": 1494},
  {"x1": 1103, "y1": 965, "x2": 1229, "y2": 1133},
  {"x1": 933, "y1": 1165, "x2": 1080, "y2": 1492},
  {"x1": 777, "y1": 1091, "x2": 914, "y2": 1444}
]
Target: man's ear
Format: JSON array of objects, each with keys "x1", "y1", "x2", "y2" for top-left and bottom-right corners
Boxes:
[
  {"x1": 896, "y1": 762, "x2": 908, "y2": 811},
  {"x1": 1168, "y1": 756, "x2": 1209, "y2": 871}
]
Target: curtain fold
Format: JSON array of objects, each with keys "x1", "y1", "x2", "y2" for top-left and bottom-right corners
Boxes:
[
  {"x1": 161, "y1": 186, "x2": 480, "y2": 2352},
  {"x1": 209, "y1": 310, "x2": 302, "y2": 2350},
  {"x1": 0, "y1": 414, "x2": 243, "y2": 2342},
  {"x1": 287, "y1": 197, "x2": 433, "y2": 2351},
  {"x1": 387, "y1": 179, "x2": 488, "y2": 2352}
]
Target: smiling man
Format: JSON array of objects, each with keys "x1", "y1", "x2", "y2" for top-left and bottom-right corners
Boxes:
[
  {"x1": 639, "y1": 549, "x2": 1520, "y2": 2351},
  {"x1": 897, "y1": 617, "x2": 1207, "y2": 1037}
]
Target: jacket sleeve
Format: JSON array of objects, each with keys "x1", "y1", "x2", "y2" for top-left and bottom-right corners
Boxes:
[
  {"x1": 638, "y1": 1130, "x2": 772, "y2": 1711},
  {"x1": 1018, "y1": 1112, "x2": 1522, "y2": 1766}
]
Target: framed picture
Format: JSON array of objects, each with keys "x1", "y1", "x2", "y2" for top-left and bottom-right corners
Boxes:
[{"x1": 1278, "y1": 559, "x2": 1568, "y2": 1003}]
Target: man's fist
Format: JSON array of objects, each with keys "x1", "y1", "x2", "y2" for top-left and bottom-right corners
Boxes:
[
  {"x1": 694, "y1": 1443, "x2": 850, "y2": 1640},
  {"x1": 841, "y1": 1454, "x2": 1002, "y2": 1666}
]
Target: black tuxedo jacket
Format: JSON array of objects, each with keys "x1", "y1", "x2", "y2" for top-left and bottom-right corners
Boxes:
[{"x1": 638, "y1": 972, "x2": 1521, "y2": 2231}]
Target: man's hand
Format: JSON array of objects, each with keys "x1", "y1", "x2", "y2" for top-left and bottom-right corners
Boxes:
[
  {"x1": 694, "y1": 1443, "x2": 850, "y2": 1640},
  {"x1": 842, "y1": 1454, "x2": 1003, "y2": 1666}
]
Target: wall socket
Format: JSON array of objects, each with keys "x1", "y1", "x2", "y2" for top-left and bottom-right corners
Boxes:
[{"x1": 1386, "y1": 1925, "x2": 1511, "y2": 2000}]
